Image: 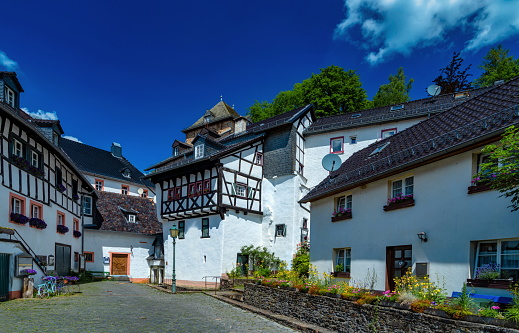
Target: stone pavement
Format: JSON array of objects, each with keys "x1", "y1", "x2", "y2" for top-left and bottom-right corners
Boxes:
[{"x1": 0, "y1": 281, "x2": 297, "y2": 333}]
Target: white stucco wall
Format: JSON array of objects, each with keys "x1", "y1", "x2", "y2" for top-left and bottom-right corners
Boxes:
[
  {"x1": 85, "y1": 174, "x2": 154, "y2": 199},
  {"x1": 83, "y1": 229, "x2": 156, "y2": 280},
  {"x1": 310, "y1": 146, "x2": 518, "y2": 295},
  {"x1": 305, "y1": 118, "x2": 425, "y2": 188}
]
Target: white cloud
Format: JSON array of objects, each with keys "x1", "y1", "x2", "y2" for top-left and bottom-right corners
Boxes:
[
  {"x1": 62, "y1": 135, "x2": 82, "y2": 143},
  {"x1": 334, "y1": 0, "x2": 519, "y2": 65},
  {"x1": 0, "y1": 51, "x2": 19, "y2": 71},
  {"x1": 21, "y1": 107, "x2": 59, "y2": 120}
]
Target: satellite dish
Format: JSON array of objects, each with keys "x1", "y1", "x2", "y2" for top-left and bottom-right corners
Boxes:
[
  {"x1": 322, "y1": 154, "x2": 342, "y2": 172},
  {"x1": 427, "y1": 84, "x2": 442, "y2": 96},
  {"x1": 137, "y1": 188, "x2": 144, "y2": 195}
]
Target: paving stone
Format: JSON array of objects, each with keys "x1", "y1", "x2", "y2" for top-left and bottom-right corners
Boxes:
[{"x1": 0, "y1": 281, "x2": 297, "y2": 333}]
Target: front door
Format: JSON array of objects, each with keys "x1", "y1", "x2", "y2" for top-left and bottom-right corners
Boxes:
[
  {"x1": 386, "y1": 245, "x2": 412, "y2": 291},
  {"x1": 0, "y1": 253, "x2": 10, "y2": 301},
  {"x1": 55, "y1": 244, "x2": 71, "y2": 276},
  {"x1": 236, "y1": 253, "x2": 249, "y2": 276},
  {"x1": 111, "y1": 254, "x2": 129, "y2": 275}
]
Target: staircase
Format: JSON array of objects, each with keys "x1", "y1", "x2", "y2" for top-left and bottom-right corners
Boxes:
[{"x1": 0, "y1": 227, "x2": 47, "y2": 275}]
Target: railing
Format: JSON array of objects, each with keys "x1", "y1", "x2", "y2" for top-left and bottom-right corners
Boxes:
[
  {"x1": 315, "y1": 104, "x2": 519, "y2": 194},
  {"x1": 11, "y1": 229, "x2": 47, "y2": 274}
]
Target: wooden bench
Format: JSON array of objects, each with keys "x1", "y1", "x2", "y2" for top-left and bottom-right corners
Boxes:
[{"x1": 87, "y1": 271, "x2": 111, "y2": 281}]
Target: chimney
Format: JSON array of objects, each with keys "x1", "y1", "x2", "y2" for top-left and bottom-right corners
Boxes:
[{"x1": 111, "y1": 142, "x2": 122, "y2": 157}]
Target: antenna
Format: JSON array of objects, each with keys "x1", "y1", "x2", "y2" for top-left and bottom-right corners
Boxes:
[
  {"x1": 427, "y1": 84, "x2": 442, "y2": 96},
  {"x1": 322, "y1": 153, "x2": 342, "y2": 172}
]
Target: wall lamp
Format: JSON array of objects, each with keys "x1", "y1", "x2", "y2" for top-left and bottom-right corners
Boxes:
[{"x1": 417, "y1": 231, "x2": 428, "y2": 242}]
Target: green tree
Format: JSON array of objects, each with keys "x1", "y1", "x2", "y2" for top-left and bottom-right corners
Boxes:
[
  {"x1": 239, "y1": 245, "x2": 282, "y2": 275},
  {"x1": 291, "y1": 241, "x2": 310, "y2": 278},
  {"x1": 372, "y1": 67, "x2": 414, "y2": 108},
  {"x1": 474, "y1": 45, "x2": 519, "y2": 87},
  {"x1": 475, "y1": 125, "x2": 519, "y2": 211},
  {"x1": 432, "y1": 52, "x2": 472, "y2": 94},
  {"x1": 247, "y1": 65, "x2": 369, "y2": 121}
]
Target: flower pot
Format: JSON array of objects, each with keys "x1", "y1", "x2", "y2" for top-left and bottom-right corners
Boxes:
[
  {"x1": 383, "y1": 198, "x2": 415, "y2": 211},
  {"x1": 466, "y1": 278, "x2": 512, "y2": 289},
  {"x1": 331, "y1": 212, "x2": 352, "y2": 222}
]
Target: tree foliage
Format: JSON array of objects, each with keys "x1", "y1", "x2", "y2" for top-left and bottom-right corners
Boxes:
[
  {"x1": 240, "y1": 245, "x2": 282, "y2": 272},
  {"x1": 291, "y1": 241, "x2": 310, "y2": 278},
  {"x1": 247, "y1": 65, "x2": 369, "y2": 121},
  {"x1": 474, "y1": 45, "x2": 519, "y2": 87},
  {"x1": 372, "y1": 67, "x2": 414, "y2": 108},
  {"x1": 475, "y1": 125, "x2": 519, "y2": 211},
  {"x1": 432, "y1": 52, "x2": 472, "y2": 94}
]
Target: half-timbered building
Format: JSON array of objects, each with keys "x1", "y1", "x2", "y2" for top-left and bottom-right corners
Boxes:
[
  {"x1": 145, "y1": 102, "x2": 314, "y2": 282},
  {"x1": 0, "y1": 72, "x2": 96, "y2": 300}
]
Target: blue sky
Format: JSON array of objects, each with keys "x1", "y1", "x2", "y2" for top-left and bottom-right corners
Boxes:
[{"x1": 2, "y1": 0, "x2": 519, "y2": 171}]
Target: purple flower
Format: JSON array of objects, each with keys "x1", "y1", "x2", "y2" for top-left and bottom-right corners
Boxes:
[
  {"x1": 56, "y1": 225, "x2": 69, "y2": 234},
  {"x1": 21, "y1": 269, "x2": 37, "y2": 275},
  {"x1": 491, "y1": 306, "x2": 500, "y2": 310}
]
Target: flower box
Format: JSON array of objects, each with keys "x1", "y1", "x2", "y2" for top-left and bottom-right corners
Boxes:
[
  {"x1": 11, "y1": 155, "x2": 44, "y2": 178},
  {"x1": 331, "y1": 212, "x2": 352, "y2": 222},
  {"x1": 332, "y1": 272, "x2": 351, "y2": 278},
  {"x1": 73, "y1": 230, "x2": 82, "y2": 238},
  {"x1": 56, "y1": 225, "x2": 69, "y2": 234},
  {"x1": 10, "y1": 213, "x2": 29, "y2": 225},
  {"x1": 466, "y1": 278, "x2": 513, "y2": 289},
  {"x1": 467, "y1": 182, "x2": 492, "y2": 194},
  {"x1": 383, "y1": 198, "x2": 415, "y2": 211},
  {"x1": 57, "y1": 184, "x2": 67, "y2": 193},
  {"x1": 29, "y1": 218, "x2": 47, "y2": 230}
]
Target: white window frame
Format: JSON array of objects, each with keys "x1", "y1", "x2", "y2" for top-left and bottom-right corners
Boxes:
[
  {"x1": 381, "y1": 128, "x2": 397, "y2": 139},
  {"x1": 12, "y1": 197, "x2": 22, "y2": 214},
  {"x1": 57, "y1": 213, "x2": 64, "y2": 226},
  {"x1": 5, "y1": 86, "x2": 15, "y2": 107},
  {"x1": 127, "y1": 214, "x2": 136, "y2": 223},
  {"x1": 31, "y1": 204, "x2": 40, "y2": 219},
  {"x1": 195, "y1": 144, "x2": 204, "y2": 159},
  {"x1": 31, "y1": 151, "x2": 39, "y2": 167},
  {"x1": 82, "y1": 196, "x2": 92, "y2": 215},
  {"x1": 336, "y1": 194, "x2": 352, "y2": 211},
  {"x1": 13, "y1": 138, "x2": 23, "y2": 157},
  {"x1": 254, "y1": 152, "x2": 263, "y2": 166},
  {"x1": 173, "y1": 146, "x2": 179, "y2": 157},
  {"x1": 391, "y1": 176, "x2": 414, "y2": 198},
  {"x1": 275, "y1": 224, "x2": 286, "y2": 237},
  {"x1": 235, "y1": 183, "x2": 247, "y2": 197},
  {"x1": 330, "y1": 137, "x2": 344, "y2": 154},
  {"x1": 334, "y1": 248, "x2": 351, "y2": 273},
  {"x1": 121, "y1": 185, "x2": 129, "y2": 195},
  {"x1": 475, "y1": 239, "x2": 519, "y2": 281}
]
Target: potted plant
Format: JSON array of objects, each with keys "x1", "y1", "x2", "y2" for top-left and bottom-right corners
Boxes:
[
  {"x1": 383, "y1": 194, "x2": 414, "y2": 211},
  {"x1": 56, "y1": 225, "x2": 69, "y2": 234},
  {"x1": 10, "y1": 213, "x2": 29, "y2": 225},
  {"x1": 467, "y1": 263, "x2": 512, "y2": 288},
  {"x1": 29, "y1": 218, "x2": 47, "y2": 230},
  {"x1": 72, "y1": 193, "x2": 80, "y2": 201},
  {"x1": 20, "y1": 269, "x2": 37, "y2": 276},
  {"x1": 331, "y1": 207, "x2": 352, "y2": 222},
  {"x1": 73, "y1": 230, "x2": 82, "y2": 238},
  {"x1": 468, "y1": 175, "x2": 493, "y2": 194},
  {"x1": 57, "y1": 184, "x2": 67, "y2": 193}
]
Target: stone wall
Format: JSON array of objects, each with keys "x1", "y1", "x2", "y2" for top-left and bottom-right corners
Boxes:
[{"x1": 244, "y1": 283, "x2": 519, "y2": 333}]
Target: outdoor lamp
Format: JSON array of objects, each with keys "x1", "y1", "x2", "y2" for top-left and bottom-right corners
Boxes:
[
  {"x1": 169, "y1": 226, "x2": 179, "y2": 293},
  {"x1": 417, "y1": 231, "x2": 428, "y2": 242}
]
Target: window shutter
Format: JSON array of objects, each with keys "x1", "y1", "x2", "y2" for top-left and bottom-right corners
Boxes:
[
  {"x1": 231, "y1": 183, "x2": 236, "y2": 195},
  {"x1": 248, "y1": 187, "x2": 254, "y2": 198}
]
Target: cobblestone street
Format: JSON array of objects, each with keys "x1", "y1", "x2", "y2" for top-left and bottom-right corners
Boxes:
[{"x1": 0, "y1": 281, "x2": 297, "y2": 333}]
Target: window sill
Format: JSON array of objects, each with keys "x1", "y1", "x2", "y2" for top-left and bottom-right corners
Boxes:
[
  {"x1": 466, "y1": 279, "x2": 513, "y2": 289},
  {"x1": 331, "y1": 272, "x2": 350, "y2": 278},
  {"x1": 383, "y1": 199, "x2": 415, "y2": 211},
  {"x1": 467, "y1": 183, "x2": 492, "y2": 194},
  {"x1": 331, "y1": 213, "x2": 352, "y2": 222}
]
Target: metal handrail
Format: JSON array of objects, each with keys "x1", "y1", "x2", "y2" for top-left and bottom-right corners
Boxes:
[
  {"x1": 202, "y1": 275, "x2": 221, "y2": 294},
  {"x1": 12, "y1": 229, "x2": 47, "y2": 274}
]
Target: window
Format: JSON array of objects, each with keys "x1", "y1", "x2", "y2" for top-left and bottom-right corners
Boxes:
[
  {"x1": 390, "y1": 104, "x2": 404, "y2": 111},
  {"x1": 235, "y1": 183, "x2": 247, "y2": 197},
  {"x1": 454, "y1": 92, "x2": 470, "y2": 100},
  {"x1": 84, "y1": 252, "x2": 94, "y2": 262},
  {"x1": 72, "y1": 179, "x2": 78, "y2": 198},
  {"x1": 95, "y1": 179, "x2": 104, "y2": 191},
  {"x1": 370, "y1": 142, "x2": 391, "y2": 156},
  {"x1": 336, "y1": 194, "x2": 353, "y2": 211},
  {"x1": 73, "y1": 219, "x2": 79, "y2": 232},
  {"x1": 298, "y1": 162, "x2": 304, "y2": 175},
  {"x1": 330, "y1": 137, "x2": 344, "y2": 154},
  {"x1": 475, "y1": 239, "x2": 519, "y2": 281},
  {"x1": 203, "y1": 180, "x2": 210, "y2": 194},
  {"x1": 254, "y1": 152, "x2": 263, "y2": 166},
  {"x1": 173, "y1": 146, "x2": 179, "y2": 157},
  {"x1": 178, "y1": 221, "x2": 185, "y2": 239},
  {"x1": 381, "y1": 128, "x2": 397, "y2": 139},
  {"x1": 275, "y1": 224, "x2": 286, "y2": 237},
  {"x1": 82, "y1": 196, "x2": 92, "y2": 215},
  {"x1": 168, "y1": 187, "x2": 181, "y2": 200},
  {"x1": 57, "y1": 211, "x2": 65, "y2": 226},
  {"x1": 201, "y1": 218, "x2": 209, "y2": 238},
  {"x1": 12, "y1": 138, "x2": 24, "y2": 157},
  {"x1": 188, "y1": 183, "x2": 196, "y2": 197},
  {"x1": 350, "y1": 136, "x2": 357, "y2": 144},
  {"x1": 121, "y1": 185, "x2": 129, "y2": 195},
  {"x1": 127, "y1": 214, "x2": 137, "y2": 223},
  {"x1": 31, "y1": 151, "x2": 40, "y2": 167},
  {"x1": 122, "y1": 169, "x2": 131, "y2": 178},
  {"x1": 141, "y1": 189, "x2": 148, "y2": 198},
  {"x1": 52, "y1": 131, "x2": 59, "y2": 146},
  {"x1": 335, "y1": 248, "x2": 351, "y2": 273},
  {"x1": 55, "y1": 168, "x2": 62, "y2": 187},
  {"x1": 195, "y1": 144, "x2": 204, "y2": 159},
  {"x1": 5, "y1": 86, "x2": 15, "y2": 107},
  {"x1": 30, "y1": 201, "x2": 43, "y2": 219},
  {"x1": 301, "y1": 218, "x2": 308, "y2": 242},
  {"x1": 195, "y1": 181, "x2": 203, "y2": 196},
  {"x1": 392, "y1": 176, "x2": 414, "y2": 198},
  {"x1": 11, "y1": 197, "x2": 23, "y2": 215}
]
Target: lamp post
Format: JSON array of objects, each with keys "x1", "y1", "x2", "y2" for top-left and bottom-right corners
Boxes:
[{"x1": 169, "y1": 226, "x2": 179, "y2": 293}]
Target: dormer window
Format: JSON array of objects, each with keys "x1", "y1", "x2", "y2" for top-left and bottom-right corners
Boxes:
[
  {"x1": 12, "y1": 138, "x2": 23, "y2": 157},
  {"x1": 173, "y1": 146, "x2": 179, "y2": 157},
  {"x1": 195, "y1": 144, "x2": 204, "y2": 159},
  {"x1": 122, "y1": 169, "x2": 131, "y2": 178},
  {"x1": 52, "y1": 131, "x2": 59, "y2": 146},
  {"x1": 127, "y1": 214, "x2": 137, "y2": 223},
  {"x1": 5, "y1": 86, "x2": 15, "y2": 107},
  {"x1": 390, "y1": 104, "x2": 404, "y2": 111}
]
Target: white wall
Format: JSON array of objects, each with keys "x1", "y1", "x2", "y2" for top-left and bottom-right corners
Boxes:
[
  {"x1": 305, "y1": 118, "x2": 424, "y2": 188},
  {"x1": 83, "y1": 229, "x2": 156, "y2": 280},
  {"x1": 310, "y1": 146, "x2": 518, "y2": 295},
  {"x1": 85, "y1": 174, "x2": 154, "y2": 199}
]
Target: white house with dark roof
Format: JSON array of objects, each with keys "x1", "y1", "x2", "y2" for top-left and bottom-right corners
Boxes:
[
  {"x1": 60, "y1": 139, "x2": 162, "y2": 283},
  {"x1": 145, "y1": 102, "x2": 314, "y2": 282},
  {"x1": 0, "y1": 72, "x2": 96, "y2": 300},
  {"x1": 301, "y1": 77, "x2": 519, "y2": 299},
  {"x1": 303, "y1": 86, "x2": 492, "y2": 188}
]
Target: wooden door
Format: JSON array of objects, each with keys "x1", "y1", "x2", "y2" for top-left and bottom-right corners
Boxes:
[
  {"x1": 111, "y1": 254, "x2": 129, "y2": 275},
  {"x1": 55, "y1": 244, "x2": 71, "y2": 276},
  {"x1": 386, "y1": 245, "x2": 412, "y2": 291},
  {"x1": 0, "y1": 253, "x2": 10, "y2": 301}
]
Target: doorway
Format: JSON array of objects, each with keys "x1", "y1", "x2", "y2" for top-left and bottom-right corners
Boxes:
[
  {"x1": 55, "y1": 244, "x2": 71, "y2": 276},
  {"x1": 236, "y1": 253, "x2": 249, "y2": 276},
  {"x1": 386, "y1": 245, "x2": 412, "y2": 291},
  {"x1": 111, "y1": 253, "x2": 129, "y2": 275},
  {"x1": 0, "y1": 253, "x2": 10, "y2": 301}
]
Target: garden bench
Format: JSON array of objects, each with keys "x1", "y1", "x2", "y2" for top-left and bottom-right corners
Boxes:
[
  {"x1": 451, "y1": 291, "x2": 512, "y2": 304},
  {"x1": 87, "y1": 271, "x2": 111, "y2": 281}
]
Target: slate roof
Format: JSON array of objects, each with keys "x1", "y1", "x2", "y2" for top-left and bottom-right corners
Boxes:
[
  {"x1": 0, "y1": 71, "x2": 24, "y2": 91},
  {"x1": 145, "y1": 104, "x2": 314, "y2": 176},
  {"x1": 182, "y1": 100, "x2": 241, "y2": 132},
  {"x1": 60, "y1": 138, "x2": 154, "y2": 189},
  {"x1": 305, "y1": 87, "x2": 492, "y2": 135},
  {"x1": 95, "y1": 191, "x2": 162, "y2": 234},
  {"x1": 301, "y1": 77, "x2": 519, "y2": 203}
]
